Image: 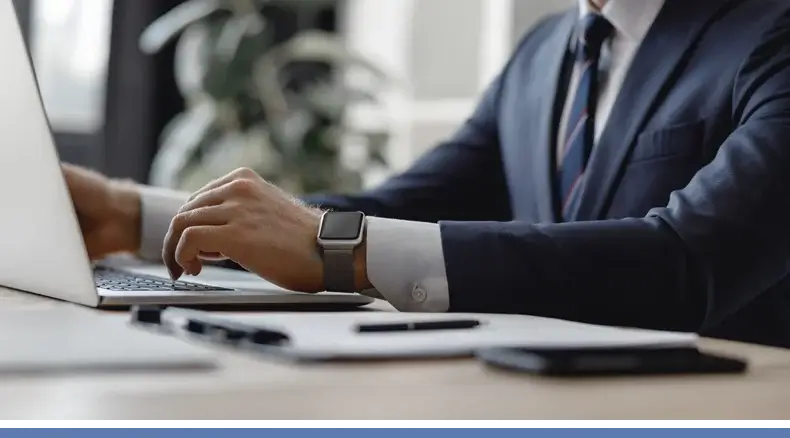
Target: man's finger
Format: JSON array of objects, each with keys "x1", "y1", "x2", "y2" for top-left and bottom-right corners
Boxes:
[
  {"x1": 175, "y1": 225, "x2": 226, "y2": 277},
  {"x1": 178, "y1": 183, "x2": 236, "y2": 214},
  {"x1": 185, "y1": 167, "x2": 258, "y2": 204},
  {"x1": 162, "y1": 206, "x2": 231, "y2": 280}
]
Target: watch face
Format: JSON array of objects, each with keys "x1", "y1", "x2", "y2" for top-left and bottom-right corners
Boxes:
[{"x1": 319, "y1": 211, "x2": 364, "y2": 240}]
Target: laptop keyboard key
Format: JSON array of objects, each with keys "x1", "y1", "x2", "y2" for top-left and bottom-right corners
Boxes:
[{"x1": 93, "y1": 267, "x2": 233, "y2": 292}]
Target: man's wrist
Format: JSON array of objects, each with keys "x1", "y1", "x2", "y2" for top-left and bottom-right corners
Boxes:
[
  {"x1": 314, "y1": 210, "x2": 372, "y2": 293},
  {"x1": 354, "y1": 238, "x2": 373, "y2": 292}
]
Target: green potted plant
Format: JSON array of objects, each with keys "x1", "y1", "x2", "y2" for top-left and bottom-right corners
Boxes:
[{"x1": 140, "y1": 0, "x2": 394, "y2": 194}]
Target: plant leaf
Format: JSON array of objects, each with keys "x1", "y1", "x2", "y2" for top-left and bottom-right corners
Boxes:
[
  {"x1": 149, "y1": 101, "x2": 219, "y2": 187},
  {"x1": 203, "y1": 13, "x2": 272, "y2": 102},
  {"x1": 140, "y1": 0, "x2": 223, "y2": 54},
  {"x1": 215, "y1": 14, "x2": 253, "y2": 62},
  {"x1": 299, "y1": 82, "x2": 378, "y2": 119},
  {"x1": 270, "y1": 30, "x2": 395, "y2": 84},
  {"x1": 173, "y1": 22, "x2": 213, "y2": 98}
]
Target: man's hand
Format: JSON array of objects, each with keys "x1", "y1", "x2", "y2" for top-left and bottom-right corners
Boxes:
[
  {"x1": 162, "y1": 168, "x2": 355, "y2": 293},
  {"x1": 62, "y1": 164, "x2": 141, "y2": 260}
]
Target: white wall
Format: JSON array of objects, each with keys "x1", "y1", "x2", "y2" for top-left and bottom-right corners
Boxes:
[{"x1": 342, "y1": 0, "x2": 572, "y2": 173}]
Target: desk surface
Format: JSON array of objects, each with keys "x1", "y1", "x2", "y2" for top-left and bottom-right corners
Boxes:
[{"x1": 1, "y1": 287, "x2": 789, "y2": 420}]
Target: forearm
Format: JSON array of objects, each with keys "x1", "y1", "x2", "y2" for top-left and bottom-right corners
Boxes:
[
  {"x1": 131, "y1": 184, "x2": 447, "y2": 311},
  {"x1": 440, "y1": 216, "x2": 706, "y2": 332}
]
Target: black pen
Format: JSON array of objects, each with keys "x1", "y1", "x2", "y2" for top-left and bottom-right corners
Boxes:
[{"x1": 356, "y1": 319, "x2": 481, "y2": 333}]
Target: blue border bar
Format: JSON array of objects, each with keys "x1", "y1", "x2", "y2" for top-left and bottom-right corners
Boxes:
[{"x1": 0, "y1": 430, "x2": 786, "y2": 436}]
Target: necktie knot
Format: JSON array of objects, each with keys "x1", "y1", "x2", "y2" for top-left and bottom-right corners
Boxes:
[{"x1": 579, "y1": 13, "x2": 613, "y2": 60}]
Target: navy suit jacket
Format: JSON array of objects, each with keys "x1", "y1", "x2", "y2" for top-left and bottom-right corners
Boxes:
[{"x1": 312, "y1": 0, "x2": 790, "y2": 348}]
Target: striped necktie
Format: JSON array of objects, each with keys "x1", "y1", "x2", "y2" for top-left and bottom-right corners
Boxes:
[{"x1": 557, "y1": 13, "x2": 614, "y2": 220}]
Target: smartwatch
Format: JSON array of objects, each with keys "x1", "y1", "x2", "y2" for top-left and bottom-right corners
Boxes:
[{"x1": 316, "y1": 211, "x2": 366, "y2": 292}]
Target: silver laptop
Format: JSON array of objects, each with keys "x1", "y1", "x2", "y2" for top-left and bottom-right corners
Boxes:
[{"x1": 0, "y1": 2, "x2": 373, "y2": 309}]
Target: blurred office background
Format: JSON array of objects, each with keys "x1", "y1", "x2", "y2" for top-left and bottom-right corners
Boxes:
[{"x1": 12, "y1": 0, "x2": 570, "y2": 195}]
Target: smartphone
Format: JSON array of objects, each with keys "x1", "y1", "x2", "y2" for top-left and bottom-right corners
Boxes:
[{"x1": 475, "y1": 346, "x2": 748, "y2": 377}]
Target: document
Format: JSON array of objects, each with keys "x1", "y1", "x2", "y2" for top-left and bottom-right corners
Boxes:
[
  {"x1": 197, "y1": 311, "x2": 698, "y2": 359},
  {"x1": 0, "y1": 307, "x2": 216, "y2": 375}
]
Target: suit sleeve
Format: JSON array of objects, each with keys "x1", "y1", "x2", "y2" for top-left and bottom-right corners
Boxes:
[
  {"x1": 440, "y1": 14, "x2": 790, "y2": 334},
  {"x1": 304, "y1": 74, "x2": 510, "y2": 223}
]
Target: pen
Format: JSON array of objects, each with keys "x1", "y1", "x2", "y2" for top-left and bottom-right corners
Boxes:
[{"x1": 356, "y1": 319, "x2": 481, "y2": 333}]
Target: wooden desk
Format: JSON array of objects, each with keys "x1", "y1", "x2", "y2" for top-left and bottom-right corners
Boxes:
[{"x1": 1, "y1": 287, "x2": 789, "y2": 420}]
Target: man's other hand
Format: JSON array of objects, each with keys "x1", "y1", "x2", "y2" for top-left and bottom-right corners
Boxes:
[
  {"x1": 61, "y1": 164, "x2": 141, "y2": 260},
  {"x1": 162, "y1": 167, "x2": 326, "y2": 293}
]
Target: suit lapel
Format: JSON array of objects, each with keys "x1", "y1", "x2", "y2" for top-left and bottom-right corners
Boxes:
[
  {"x1": 530, "y1": 11, "x2": 576, "y2": 223},
  {"x1": 571, "y1": 0, "x2": 732, "y2": 220}
]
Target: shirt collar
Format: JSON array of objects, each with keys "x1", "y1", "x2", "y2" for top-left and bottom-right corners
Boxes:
[{"x1": 577, "y1": 0, "x2": 665, "y2": 42}]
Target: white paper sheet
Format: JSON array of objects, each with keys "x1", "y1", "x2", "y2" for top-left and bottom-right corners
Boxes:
[
  {"x1": 198, "y1": 311, "x2": 698, "y2": 359},
  {"x1": 0, "y1": 307, "x2": 216, "y2": 374}
]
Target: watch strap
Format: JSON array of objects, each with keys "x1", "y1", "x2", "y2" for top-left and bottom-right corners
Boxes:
[{"x1": 322, "y1": 248, "x2": 356, "y2": 292}]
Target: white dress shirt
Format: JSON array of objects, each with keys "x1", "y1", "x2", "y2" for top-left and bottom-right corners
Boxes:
[{"x1": 138, "y1": 0, "x2": 664, "y2": 313}]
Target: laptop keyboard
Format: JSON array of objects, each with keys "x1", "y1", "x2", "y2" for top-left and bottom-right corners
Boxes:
[{"x1": 93, "y1": 267, "x2": 234, "y2": 292}]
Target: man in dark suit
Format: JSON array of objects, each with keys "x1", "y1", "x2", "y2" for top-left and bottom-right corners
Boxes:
[{"x1": 64, "y1": 0, "x2": 790, "y2": 347}]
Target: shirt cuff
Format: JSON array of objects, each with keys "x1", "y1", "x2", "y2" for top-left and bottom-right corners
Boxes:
[
  {"x1": 138, "y1": 186, "x2": 189, "y2": 262},
  {"x1": 364, "y1": 217, "x2": 450, "y2": 312}
]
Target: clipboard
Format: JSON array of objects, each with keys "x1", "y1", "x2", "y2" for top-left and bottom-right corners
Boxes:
[{"x1": 129, "y1": 306, "x2": 705, "y2": 363}]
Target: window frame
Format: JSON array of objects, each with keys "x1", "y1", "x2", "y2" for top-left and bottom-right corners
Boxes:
[{"x1": 13, "y1": 0, "x2": 105, "y2": 168}]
